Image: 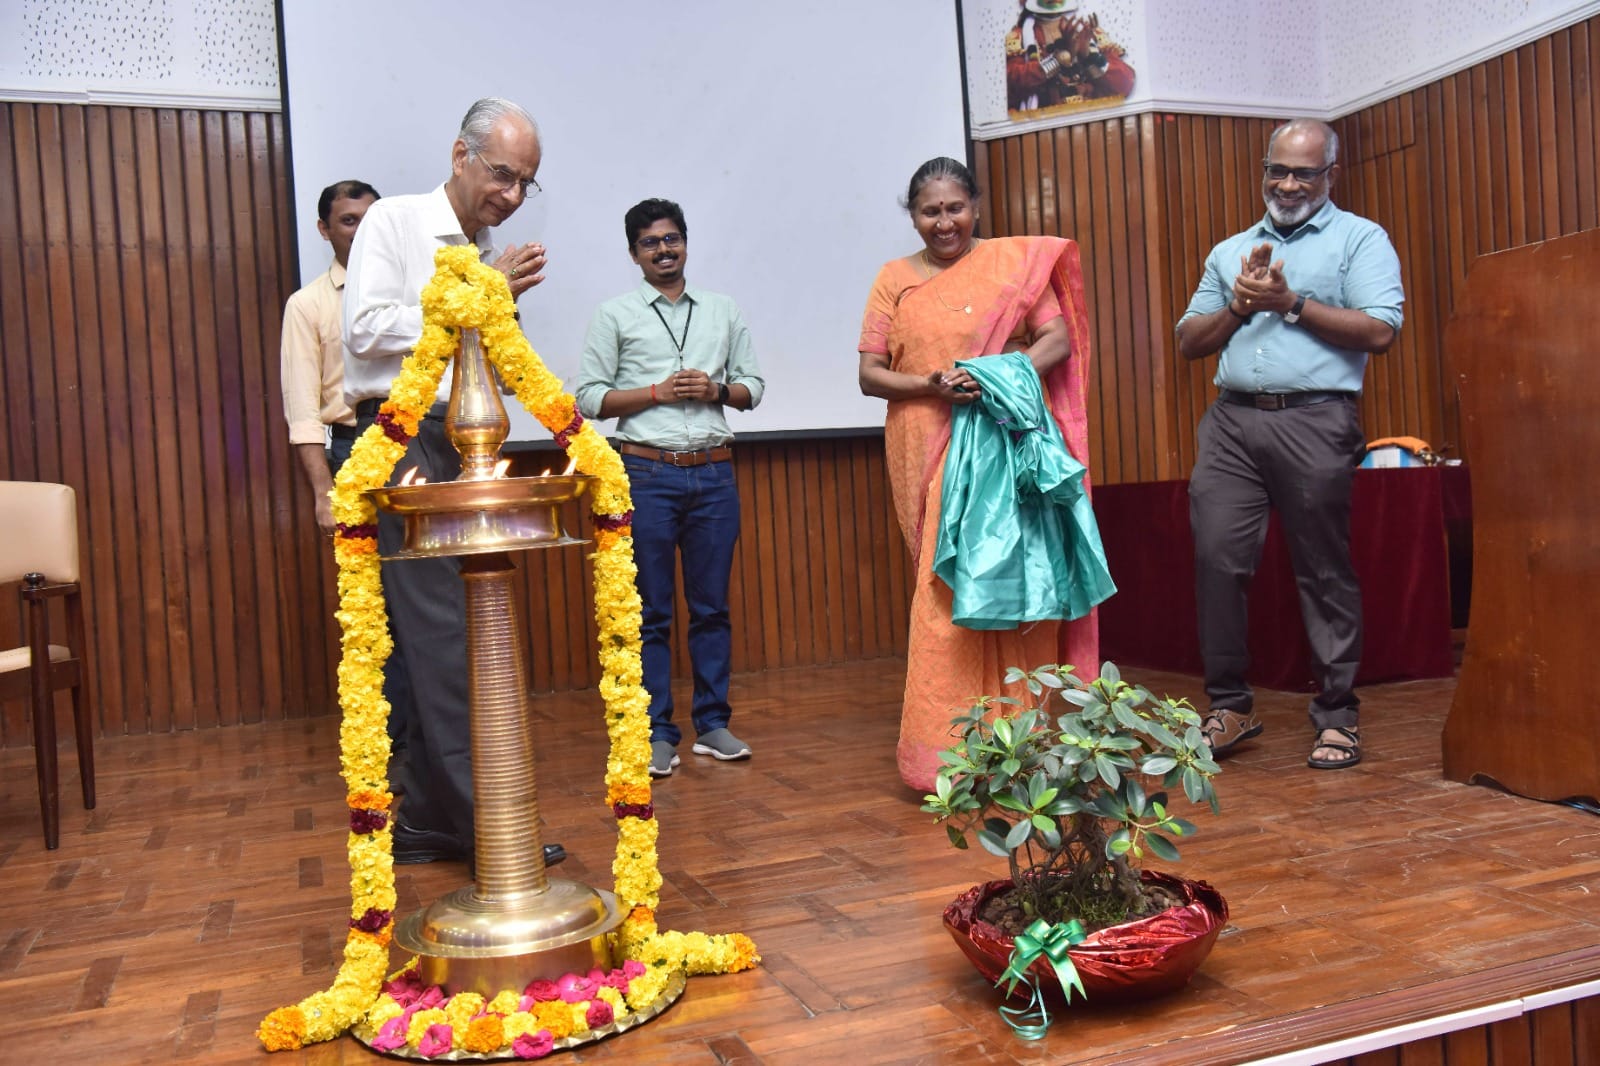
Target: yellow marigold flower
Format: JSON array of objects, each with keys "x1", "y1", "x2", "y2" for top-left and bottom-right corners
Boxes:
[
  {"x1": 487, "y1": 990, "x2": 521, "y2": 1016},
  {"x1": 444, "y1": 991, "x2": 486, "y2": 1030},
  {"x1": 531, "y1": 1001, "x2": 574, "y2": 1040},
  {"x1": 365, "y1": 995, "x2": 404, "y2": 1029},
  {"x1": 407, "y1": 1008, "x2": 448, "y2": 1047},
  {"x1": 502, "y1": 1011, "x2": 542, "y2": 1041}
]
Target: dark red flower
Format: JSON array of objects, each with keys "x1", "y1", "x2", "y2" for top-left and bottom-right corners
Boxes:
[
  {"x1": 592, "y1": 510, "x2": 634, "y2": 532},
  {"x1": 612, "y1": 802, "x2": 654, "y2": 820},
  {"x1": 351, "y1": 907, "x2": 393, "y2": 933},
  {"x1": 553, "y1": 412, "x2": 586, "y2": 449},
  {"x1": 350, "y1": 807, "x2": 388, "y2": 833}
]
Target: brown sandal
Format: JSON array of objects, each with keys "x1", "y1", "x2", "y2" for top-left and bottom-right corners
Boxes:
[
  {"x1": 1201, "y1": 708, "x2": 1264, "y2": 757},
  {"x1": 1307, "y1": 726, "x2": 1362, "y2": 770}
]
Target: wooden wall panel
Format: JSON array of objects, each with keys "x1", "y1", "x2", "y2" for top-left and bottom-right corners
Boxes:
[
  {"x1": 7, "y1": 13, "x2": 1599, "y2": 742},
  {"x1": 0, "y1": 100, "x2": 916, "y2": 747},
  {"x1": 980, "y1": 14, "x2": 1600, "y2": 477}
]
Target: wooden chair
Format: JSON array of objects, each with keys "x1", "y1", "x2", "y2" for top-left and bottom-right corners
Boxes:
[{"x1": 0, "y1": 481, "x2": 95, "y2": 849}]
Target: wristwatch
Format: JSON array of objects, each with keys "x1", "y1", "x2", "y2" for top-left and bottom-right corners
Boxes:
[
  {"x1": 718, "y1": 382, "x2": 731, "y2": 405},
  {"x1": 1284, "y1": 293, "x2": 1307, "y2": 324}
]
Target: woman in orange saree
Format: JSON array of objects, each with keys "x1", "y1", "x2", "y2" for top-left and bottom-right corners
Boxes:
[{"x1": 858, "y1": 157, "x2": 1099, "y2": 792}]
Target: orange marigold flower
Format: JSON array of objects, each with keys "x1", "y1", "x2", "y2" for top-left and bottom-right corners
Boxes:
[
  {"x1": 257, "y1": 1007, "x2": 307, "y2": 1051},
  {"x1": 461, "y1": 1014, "x2": 505, "y2": 1053}
]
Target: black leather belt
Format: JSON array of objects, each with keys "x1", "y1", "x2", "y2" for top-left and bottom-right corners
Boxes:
[
  {"x1": 619, "y1": 443, "x2": 733, "y2": 467},
  {"x1": 329, "y1": 423, "x2": 359, "y2": 440},
  {"x1": 354, "y1": 398, "x2": 448, "y2": 420},
  {"x1": 1218, "y1": 389, "x2": 1354, "y2": 410}
]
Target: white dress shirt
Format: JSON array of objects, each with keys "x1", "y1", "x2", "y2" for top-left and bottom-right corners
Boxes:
[{"x1": 341, "y1": 184, "x2": 496, "y2": 405}]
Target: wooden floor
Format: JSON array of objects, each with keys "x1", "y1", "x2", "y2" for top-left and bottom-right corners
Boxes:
[{"x1": 5, "y1": 659, "x2": 1600, "y2": 1065}]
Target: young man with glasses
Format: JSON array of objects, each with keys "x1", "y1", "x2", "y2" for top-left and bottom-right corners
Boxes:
[
  {"x1": 341, "y1": 97, "x2": 565, "y2": 872},
  {"x1": 575, "y1": 198, "x2": 765, "y2": 779},
  {"x1": 1174, "y1": 118, "x2": 1405, "y2": 772}
]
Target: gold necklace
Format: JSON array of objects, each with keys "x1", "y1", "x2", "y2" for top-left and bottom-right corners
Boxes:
[{"x1": 920, "y1": 248, "x2": 974, "y2": 315}]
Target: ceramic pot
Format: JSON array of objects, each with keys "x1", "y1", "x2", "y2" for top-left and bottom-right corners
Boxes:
[{"x1": 942, "y1": 870, "x2": 1228, "y2": 1004}]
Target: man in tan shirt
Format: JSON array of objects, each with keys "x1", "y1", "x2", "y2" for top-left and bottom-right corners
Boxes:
[
  {"x1": 280, "y1": 179, "x2": 413, "y2": 760},
  {"x1": 281, "y1": 179, "x2": 380, "y2": 534}
]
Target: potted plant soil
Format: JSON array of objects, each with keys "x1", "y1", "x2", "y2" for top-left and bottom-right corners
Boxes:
[{"x1": 925, "y1": 662, "x2": 1228, "y2": 1005}]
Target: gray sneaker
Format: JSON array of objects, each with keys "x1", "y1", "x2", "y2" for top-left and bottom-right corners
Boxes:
[
  {"x1": 692, "y1": 728, "x2": 752, "y2": 761},
  {"x1": 649, "y1": 741, "x2": 680, "y2": 778}
]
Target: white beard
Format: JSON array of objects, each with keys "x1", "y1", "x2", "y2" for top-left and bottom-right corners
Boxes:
[{"x1": 1265, "y1": 189, "x2": 1328, "y2": 228}]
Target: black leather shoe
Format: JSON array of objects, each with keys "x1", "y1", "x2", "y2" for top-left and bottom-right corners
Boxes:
[{"x1": 392, "y1": 823, "x2": 467, "y2": 865}]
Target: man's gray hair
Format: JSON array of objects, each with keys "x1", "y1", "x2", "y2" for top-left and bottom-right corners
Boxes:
[
  {"x1": 1267, "y1": 118, "x2": 1339, "y2": 166},
  {"x1": 457, "y1": 97, "x2": 539, "y2": 153}
]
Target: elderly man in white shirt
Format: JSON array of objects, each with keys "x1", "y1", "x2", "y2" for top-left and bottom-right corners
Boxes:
[{"x1": 341, "y1": 96, "x2": 562, "y2": 873}]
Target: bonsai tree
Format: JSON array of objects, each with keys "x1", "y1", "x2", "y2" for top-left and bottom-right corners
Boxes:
[{"x1": 923, "y1": 662, "x2": 1220, "y2": 930}]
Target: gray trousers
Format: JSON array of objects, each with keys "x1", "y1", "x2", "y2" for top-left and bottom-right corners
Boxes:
[
  {"x1": 1188, "y1": 396, "x2": 1365, "y2": 731},
  {"x1": 358, "y1": 407, "x2": 475, "y2": 846}
]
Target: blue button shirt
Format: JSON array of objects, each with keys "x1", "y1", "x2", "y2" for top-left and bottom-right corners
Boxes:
[{"x1": 1178, "y1": 200, "x2": 1404, "y2": 394}]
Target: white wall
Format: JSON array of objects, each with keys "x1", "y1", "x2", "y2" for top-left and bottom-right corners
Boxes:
[{"x1": 966, "y1": 0, "x2": 1600, "y2": 137}]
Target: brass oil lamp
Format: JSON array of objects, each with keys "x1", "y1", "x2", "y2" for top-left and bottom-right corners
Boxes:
[{"x1": 366, "y1": 329, "x2": 618, "y2": 996}]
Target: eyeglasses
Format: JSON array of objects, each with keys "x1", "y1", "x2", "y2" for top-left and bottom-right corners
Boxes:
[
  {"x1": 1262, "y1": 162, "x2": 1334, "y2": 183},
  {"x1": 471, "y1": 153, "x2": 542, "y2": 198},
  {"x1": 636, "y1": 233, "x2": 684, "y2": 252}
]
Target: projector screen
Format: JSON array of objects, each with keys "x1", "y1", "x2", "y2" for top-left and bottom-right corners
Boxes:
[{"x1": 278, "y1": 0, "x2": 968, "y2": 438}]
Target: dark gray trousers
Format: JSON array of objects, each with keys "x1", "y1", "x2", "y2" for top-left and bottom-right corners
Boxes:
[
  {"x1": 1188, "y1": 396, "x2": 1365, "y2": 731},
  {"x1": 359, "y1": 407, "x2": 475, "y2": 847}
]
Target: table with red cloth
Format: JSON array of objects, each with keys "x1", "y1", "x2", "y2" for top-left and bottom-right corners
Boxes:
[{"x1": 1092, "y1": 467, "x2": 1467, "y2": 692}]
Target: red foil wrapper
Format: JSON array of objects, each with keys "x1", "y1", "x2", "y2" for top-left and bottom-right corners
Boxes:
[{"x1": 942, "y1": 871, "x2": 1229, "y2": 1004}]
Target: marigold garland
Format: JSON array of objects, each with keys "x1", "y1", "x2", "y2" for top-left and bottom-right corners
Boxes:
[{"x1": 258, "y1": 245, "x2": 757, "y2": 1054}]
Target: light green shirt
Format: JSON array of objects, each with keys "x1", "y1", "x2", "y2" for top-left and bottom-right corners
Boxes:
[{"x1": 576, "y1": 280, "x2": 765, "y2": 450}]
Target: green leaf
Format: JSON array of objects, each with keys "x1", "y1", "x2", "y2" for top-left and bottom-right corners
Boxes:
[
  {"x1": 1036, "y1": 670, "x2": 1065, "y2": 690},
  {"x1": 1030, "y1": 813, "x2": 1055, "y2": 833},
  {"x1": 1125, "y1": 777, "x2": 1147, "y2": 816},
  {"x1": 1145, "y1": 832, "x2": 1180, "y2": 862},
  {"x1": 993, "y1": 717, "x2": 1014, "y2": 747},
  {"x1": 992, "y1": 792, "x2": 1026, "y2": 812},
  {"x1": 1182, "y1": 766, "x2": 1206, "y2": 804},
  {"x1": 1100, "y1": 661, "x2": 1122, "y2": 686},
  {"x1": 1044, "y1": 795, "x2": 1084, "y2": 816},
  {"x1": 1167, "y1": 817, "x2": 1198, "y2": 836},
  {"x1": 977, "y1": 828, "x2": 1010, "y2": 857},
  {"x1": 1106, "y1": 828, "x2": 1132, "y2": 857},
  {"x1": 945, "y1": 825, "x2": 968, "y2": 849},
  {"x1": 1112, "y1": 702, "x2": 1146, "y2": 733},
  {"x1": 1141, "y1": 755, "x2": 1177, "y2": 776},
  {"x1": 1034, "y1": 822, "x2": 1061, "y2": 849},
  {"x1": 1005, "y1": 819, "x2": 1033, "y2": 850}
]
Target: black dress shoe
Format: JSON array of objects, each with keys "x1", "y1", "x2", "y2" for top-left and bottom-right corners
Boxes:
[
  {"x1": 393, "y1": 824, "x2": 569, "y2": 870},
  {"x1": 392, "y1": 823, "x2": 467, "y2": 865}
]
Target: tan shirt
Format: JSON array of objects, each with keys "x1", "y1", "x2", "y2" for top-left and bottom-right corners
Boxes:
[{"x1": 281, "y1": 261, "x2": 357, "y2": 444}]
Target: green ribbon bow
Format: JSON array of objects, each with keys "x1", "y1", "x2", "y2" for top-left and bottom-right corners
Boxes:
[{"x1": 995, "y1": 918, "x2": 1087, "y2": 1039}]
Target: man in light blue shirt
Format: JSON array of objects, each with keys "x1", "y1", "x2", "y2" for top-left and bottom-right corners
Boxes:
[
  {"x1": 576, "y1": 198, "x2": 765, "y2": 778},
  {"x1": 1175, "y1": 118, "x2": 1404, "y2": 773}
]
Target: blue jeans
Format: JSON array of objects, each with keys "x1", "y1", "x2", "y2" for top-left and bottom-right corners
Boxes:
[{"x1": 625, "y1": 454, "x2": 741, "y2": 746}]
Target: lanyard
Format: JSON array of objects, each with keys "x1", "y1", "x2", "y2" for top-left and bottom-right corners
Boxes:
[{"x1": 650, "y1": 299, "x2": 693, "y2": 355}]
